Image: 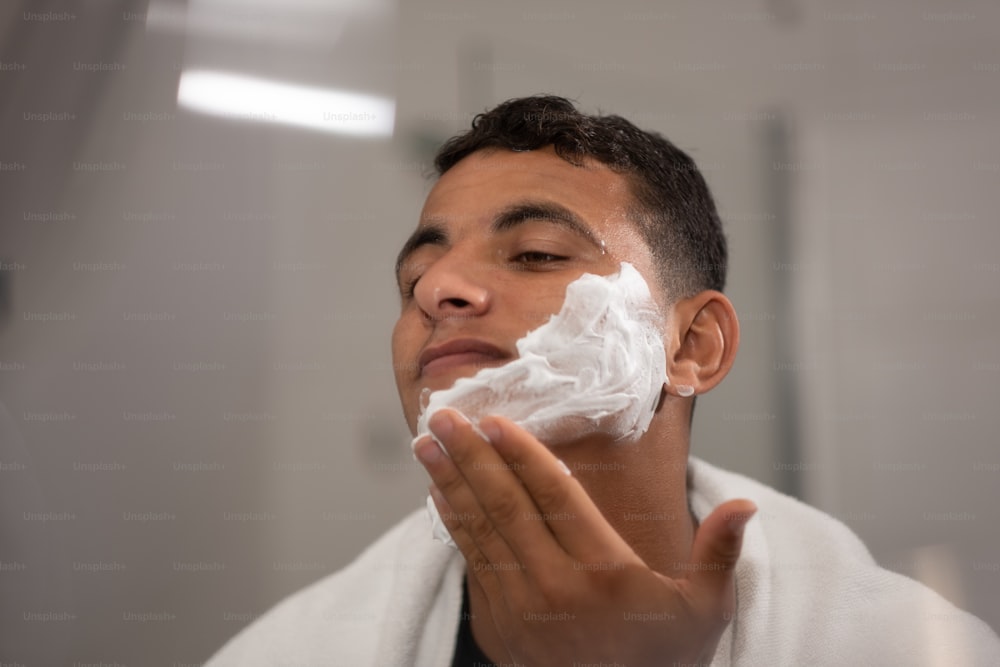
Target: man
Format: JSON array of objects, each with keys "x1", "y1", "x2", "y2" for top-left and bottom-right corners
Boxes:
[{"x1": 206, "y1": 96, "x2": 999, "y2": 666}]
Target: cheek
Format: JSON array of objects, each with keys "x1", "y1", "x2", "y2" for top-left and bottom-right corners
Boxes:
[
  {"x1": 498, "y1": 271, "x2": 602, "y2": 333},
  {"x1": 390, "y1": 319, "x2": 418, "y2": 433},
  {"x1": 390, "y1": 319, "x2": 408, "y2": 378},
  {"x1": 499, "y1": 288, "x2": 564, "y2": 333},
  {"x1": 391, "y1": 310, "x2": 426, "y2": 378}
]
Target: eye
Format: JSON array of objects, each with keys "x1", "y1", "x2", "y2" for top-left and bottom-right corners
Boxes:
[
  {"x1": 400, "y1": 276, "x2": 420, "y2": 299},
  {"x1": 511, "y1": 251, "x2": 568, "y2": 264},
  {"x1": 397, "y1": 259, "x2": 428, "y2": 301}
]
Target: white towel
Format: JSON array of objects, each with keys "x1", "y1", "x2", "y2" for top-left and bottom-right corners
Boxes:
[{"x1": 204, "y1": 457, "x2": 1000, "y2": 666}]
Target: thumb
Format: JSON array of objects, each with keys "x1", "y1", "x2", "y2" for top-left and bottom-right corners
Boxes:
[{"x1": 686, "y1": 499, "x2": 757, "y2": 604}]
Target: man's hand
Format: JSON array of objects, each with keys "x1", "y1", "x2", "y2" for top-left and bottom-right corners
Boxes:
[{"x1": 413, "y1": 408, "x2": 757, "y2": 667}]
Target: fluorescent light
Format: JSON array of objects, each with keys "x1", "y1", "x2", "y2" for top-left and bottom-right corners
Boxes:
[
  {"x1": 177, "y1": 70, "x2": 395, "y2": 138},
  {"x1": 146, "y1": 0, "x2": 394, "y2": 42}
]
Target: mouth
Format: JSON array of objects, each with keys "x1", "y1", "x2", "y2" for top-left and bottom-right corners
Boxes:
[{"x1": 418, "y1": 338, "x2": 509, "y2": 378}]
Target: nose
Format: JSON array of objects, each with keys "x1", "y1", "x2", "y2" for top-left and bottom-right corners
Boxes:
[{"x1": 412, "y1": 253, "x2": 491, "y2": 321}]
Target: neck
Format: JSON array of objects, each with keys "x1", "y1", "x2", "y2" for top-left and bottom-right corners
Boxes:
[{"x1": 468, "y1": 405, "x2": 694, "y2": 661}]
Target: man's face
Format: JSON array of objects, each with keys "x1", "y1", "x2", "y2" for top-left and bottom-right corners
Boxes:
[{"x1": 391, "y1": 146, "x2": 667, "y2": 435}]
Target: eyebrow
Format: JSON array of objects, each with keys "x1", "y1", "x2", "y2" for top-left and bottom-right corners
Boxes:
[
  {"x1": 394, "y1": 200, "x2": 603, "y2": 284},
  {"x1": 394, "y1": 224, "x2": 447, "y2": 280},
  {"x1": 494, "y1": 201, "x2": 604, "y2": 249}
]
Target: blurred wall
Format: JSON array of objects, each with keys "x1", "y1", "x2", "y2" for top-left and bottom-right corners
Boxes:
[
  {"x1": 1, "y1": 0, "x2": 997, "y2": 663},
  {"x1": 794, "y1": 116, "x2": 1000, "y2": 630}
]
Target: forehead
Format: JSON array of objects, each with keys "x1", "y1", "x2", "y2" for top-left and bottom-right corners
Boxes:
[{"x1": 420, "y1": 147, "x2": 636, "y2": 236}]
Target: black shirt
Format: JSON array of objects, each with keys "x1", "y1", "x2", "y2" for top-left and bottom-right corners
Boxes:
[{"x1": 450, "y1": 577, "x2": 496, "y2": 667}]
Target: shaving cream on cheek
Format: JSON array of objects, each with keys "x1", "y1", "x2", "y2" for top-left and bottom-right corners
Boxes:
[{"x1": 413, "y1": 261, "x2": 668, "y2": 546}]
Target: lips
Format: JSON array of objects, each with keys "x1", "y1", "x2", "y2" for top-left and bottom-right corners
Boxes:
[{"x1": 418, "y1": 338, "x2": 509, "y2": 377}]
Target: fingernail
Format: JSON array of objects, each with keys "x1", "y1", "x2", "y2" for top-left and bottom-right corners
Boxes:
[
  {"x1": 557, "y1": 459, "x2": 572, "y2": 476},
  {"x1": 428, "y1": 411, "x2": 454, "y2": 441},
  {"x1": 415, "y1": 436, "x2": 443, "y2": 464},
  {"x1": 480, "y1": 418, "x2": 502, "y2": 444},
  {"x1": 729, "y1": 508, "x2": 756, "y2": 536},
  {"x1": 410, "y1": 435, "x2": 427, "y2": 461}
]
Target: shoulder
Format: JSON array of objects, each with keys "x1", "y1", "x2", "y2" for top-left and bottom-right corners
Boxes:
[
  {"x1": 688, "y1": 457, "x2": 1000, "y2": 665},
  {"x1": 688, "y1": 456, "x2": 875, "y2": 562},
  {"x1": 203, "y1": 507, "x2": 432, "y2": 666}
]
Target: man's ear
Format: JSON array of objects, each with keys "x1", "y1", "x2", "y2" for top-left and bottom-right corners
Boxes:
[{"x1": 665, "y1": 290, "x2": 739, "y2": 397}]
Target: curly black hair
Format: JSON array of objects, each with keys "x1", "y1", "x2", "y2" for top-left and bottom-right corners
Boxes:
[{"x1": 434, "y1": 95, "x2": 727, "y2": 300}]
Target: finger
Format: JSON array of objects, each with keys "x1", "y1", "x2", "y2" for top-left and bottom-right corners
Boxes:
[
  {"x1": 685, "y1": 498, "x2": 756, "y2": 610},
  {"x1": 479, "y1": 414, "x2": 637, "y2": 561},
  {"x1": 415, "y1": 433, "x2": 516, "y2": 570},
  {"x1": 415, "y1": 423, "x2": 529, "y2": 577},
  {"x1": 427, "y1": 485, "x2": 510, "y2": 604},
  {"x1": 423, "y1": 409, "x2": 557, "y2": 567}
]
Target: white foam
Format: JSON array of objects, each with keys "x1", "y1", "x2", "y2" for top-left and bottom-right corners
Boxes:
[{"x1": 413, "y1": 262, "x2": 668, "y2": 546}]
